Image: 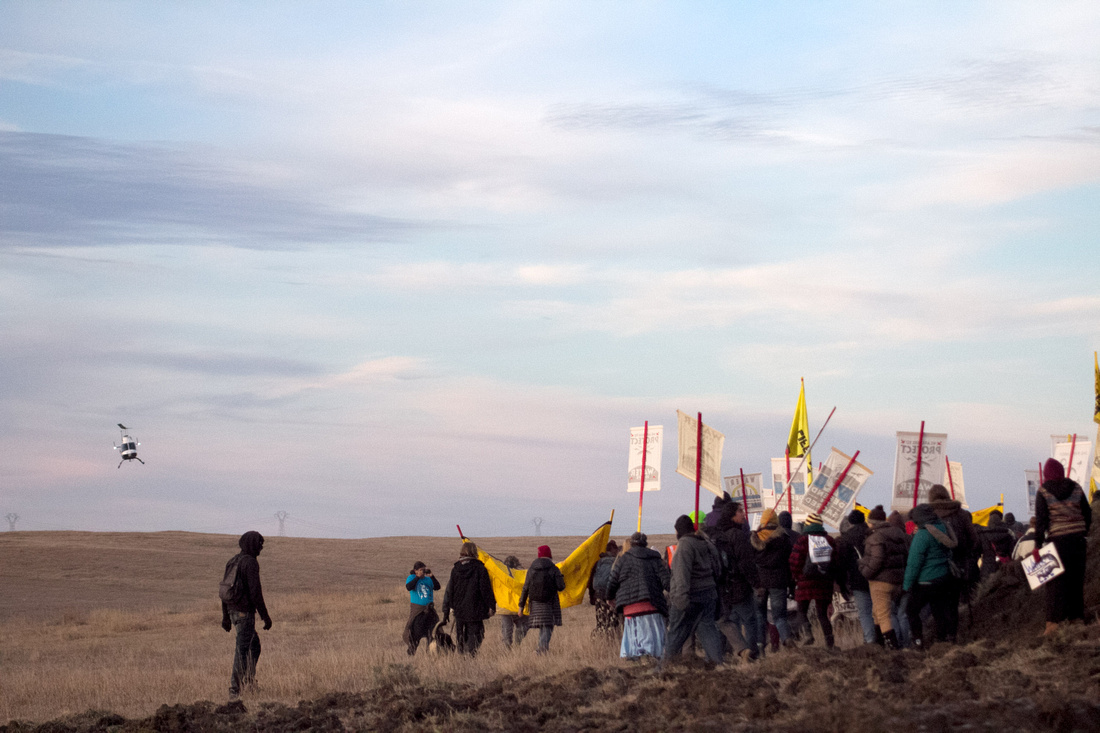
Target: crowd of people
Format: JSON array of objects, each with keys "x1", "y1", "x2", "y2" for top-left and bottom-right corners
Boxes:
[{"x1": 215, "y1": 457, "x2": 1092, "y2": 698}]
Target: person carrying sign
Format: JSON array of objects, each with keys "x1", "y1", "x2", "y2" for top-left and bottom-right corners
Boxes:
[
  {"x1": 788, "y1": 512, "x2": 838, "y2": 648},
  {"x1": 1035, "y1": 458, "x2": 1092, "y2": 635}
]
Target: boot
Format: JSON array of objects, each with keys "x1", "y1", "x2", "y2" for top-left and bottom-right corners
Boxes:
[
  {"x1": 874, "y1": 625, "x2": 885, "y2": 646},
  {"x1": 883, "y1": 629, "x2": 898, "y2": 651}
]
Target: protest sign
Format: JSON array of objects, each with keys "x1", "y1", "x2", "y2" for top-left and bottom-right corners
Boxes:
[
  {"x1": 802, "y1": 447, "x2": 873, "y2": 528},
  {"x1": 1051, "y1": 435, "x2": 1093, "y2": 485},
  {"x1": 1021, "y1": 543, "x2": 1065, "y2": 591},
  {"x1": 1024, "y1": 469, "x2": 1041, "y2": 516},
  {"x1": 891, "y1": 429, "x2": 947, "y2": 512},
  {"x1": 676, "y1": 410, "x2": 725, "y2": 496},
  {"x1": 944, "y1": 460, "x2": 966, "y2": 509},
  {"x1": 771, "y1": 457, "x2": 808, "y2": 522},
  {"x1": 627, "y1": 425, "x2": 663, "y2": 492},
  {"x1": 723, "y1": 471, "x2": 764, "y2": 514}
]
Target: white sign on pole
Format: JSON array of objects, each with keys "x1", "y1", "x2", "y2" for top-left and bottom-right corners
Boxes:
[
  {"x1": 802, "y1": 447, "x2": 873, "y2": 528},
  {"x1": 1051, "y1": 436, "x2": 1093, "y2": 485},
  {"x1": 676, "y1": 410, "x2": 725, "y2": 496},
  {"x1": 627, "y1": 425, "x2": 663, "y2": 493},
  {"x1": 1021, "y1": 543, "x2": 1065, "y2": 590},
  {"x1": 944, "y1": 461, "x2": 967, "y2": 509},
  {"x1": 723, "y1": 472, "x2": 764, "y2": 514},
  {"x1": 891, "y1": 430, "x2": 948, "y2": 512},
  {"x1": 1024, "y1": 469, "x2": 1041, "y2": 516},
  {"x1": 771, "y1": 457, "x2": 808, "y2": 522}
]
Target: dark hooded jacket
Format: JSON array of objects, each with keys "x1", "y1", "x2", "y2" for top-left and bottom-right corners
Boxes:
[
  {"x1": 977, "y1": 515, "x2": 1016, "y2": 573},
  {"x1": 442, "y1": 557, "x2": 495, "y2": 622},
  {"x1": 607, "y1": 545, "x2": 670, "y2": 617},
  {"x1": 859, "y1": 519, "x2": 908, "y2": 586},
  {"x1": 930, "y1": 496, "x2": 979, "y2": 576},
  {"x1": 711, "y1": 510, "x2": 759, "y2": 606},
  {"x1": 836, "y1": 522, "x2": 872, "y2": 593},
  {"x1": 221, "y1": 531, "x2": 271, "y2": 623},
  {"x1": 669, "y1": 532, "x2": 722, "y2": 609},
  {"x1": 1036, "y1": 477, "x2": 1092, "y2": 546},
  {"x1": 751, "y1": 520, "x2": 794, "y2": 591}
]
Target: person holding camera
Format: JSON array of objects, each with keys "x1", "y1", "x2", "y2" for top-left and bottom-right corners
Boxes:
[{"x1": 404, "y1": 560, "x2": 441, "y2": 655}]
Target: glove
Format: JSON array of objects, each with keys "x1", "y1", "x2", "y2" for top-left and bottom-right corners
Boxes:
[
  {"x1": 221, "y1": 616, "x2": 232, "y2": 632},
  {"x1": 263, "y1": 617, "x2": 272, "y2": 631}
]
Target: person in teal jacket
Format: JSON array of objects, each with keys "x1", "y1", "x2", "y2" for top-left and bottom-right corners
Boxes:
[{"x1": 903, "y1": 503, "x2": 957, "y2": 650}]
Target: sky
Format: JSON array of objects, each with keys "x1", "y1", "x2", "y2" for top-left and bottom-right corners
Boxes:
[{"x1": 2, "y1": 2, "x2": 1099, "y2": 539}]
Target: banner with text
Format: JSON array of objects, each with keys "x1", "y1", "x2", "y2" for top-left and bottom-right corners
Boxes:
[
  {"x1": 944, "y1": 461, "x2": 967, "y2": 509},
  {"x1": 1025, "y1": 469, "x2": 1041, "y2": 516},
  {"x1": 891, "y1": 431, "x2": 948, "y2": 512},
  {"x1": 801, "y1": 447, "x2": 873, "y2": 528},
  {"x1": 627, "y1": 425, "x2": 664, "y2": 492},
  {"x1": 676, "y1": 411, "x2": 725, "y2": 496},
  {"x1": 1051, "y1": 436, "x2": 1093, "y2": 485},
  {"x1": 723, "y1": 472, "x2": 764, "y2": 514},
  {"x1": 771, "y1": 457, "x2": 809, "y2": 522}
]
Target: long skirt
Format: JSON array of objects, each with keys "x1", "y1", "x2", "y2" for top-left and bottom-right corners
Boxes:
[
  {"x1": 402, "y1": 602, "x2": 438, "y2": 654},
  {"x1": 620, "y1": 612, "x2": 666, "y2": 659}
]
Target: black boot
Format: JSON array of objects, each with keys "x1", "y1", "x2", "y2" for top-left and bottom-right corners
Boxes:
[{"x1": 883, "y1": 629, "x2": 898, "y2": 650}]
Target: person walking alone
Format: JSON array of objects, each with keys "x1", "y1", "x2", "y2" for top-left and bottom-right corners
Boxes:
[{"x1": 219, "y1": 531, "x2": 273, "y2": 701}]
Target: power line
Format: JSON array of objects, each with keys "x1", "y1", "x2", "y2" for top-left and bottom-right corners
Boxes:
[{"x1": 5, "y1": 513, "x2": 18, "y2": 531}]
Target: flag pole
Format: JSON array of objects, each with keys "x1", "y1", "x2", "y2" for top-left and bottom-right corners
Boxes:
[
  {"x1": 694, "y1": 412, "x2": 703, "y2": 530},
  {"x1": 785, "y1": 447, "x2": 792, "y2": 514},
  {"x1": 772, "y1": 406, "x2": 837, "y2": 513},
  {"x1": 817, "y1": 450, "x2": 861, "y2": 516},
  {"x1": 1066, "y1": 433, "x2": 1078, "y2": 482},
  {"x1": 945, "y1": 455, "x2": 956, "y2": 500},
  {"x1": 457, "y1": 524, "x2": 464, "y2": 539},
  {"x1": 912, "y1": 421, "x2": 926, "y2": 509},
  {"x1": 637, "y1": 421, "x2": 648, "y2": 533}
]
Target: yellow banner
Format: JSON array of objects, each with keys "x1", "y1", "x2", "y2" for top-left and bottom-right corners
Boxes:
[
  {"x1": 469, "y1": 519, "x2": 613, "y2": 613},
  {"x1": 971, "y1": 494, "x2": 1005, "y2": 527}
]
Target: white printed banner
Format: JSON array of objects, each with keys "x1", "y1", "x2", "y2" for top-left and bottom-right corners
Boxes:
[
  {"x1": 1022, "y1": 543, "x2": 1065, "y2": 591},
  {"x1": 801, "y1": 447, "x2": 874, "y2": 528},
  {"x1": 771, "y1": 457, "x2": 809, "y2": 522},
  {"x1": 1051, "y1": 435, "x2": 1093, "y2": 485},
  {"x1": 891, "y1": 430, "x2": 948, "y2": 512},
  {"x1": 676, "y1": 411, "x2": 725, "y2": 496},
  {"x1": 723, "y1": 472, "x2": 764, "y2": 514},
  {"x1": 627, "y1": 425, "x2": 663, "y2": 493},
  {"x1": 943, "y1": 460, "x2": 967, "y2": 509},
  {"x1": 1024, "y1": 469, "x2": 1041, "y2": 516}
]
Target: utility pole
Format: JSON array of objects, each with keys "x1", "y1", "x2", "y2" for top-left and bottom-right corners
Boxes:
[
  {"x1": 532, "y1": 517, "x2": 543, "y2": 537},
  {"x1": 5, "y1": 513, "x2": 18, "y2": 531},
  {"x1": 275, "y1": 511, "x2": 288, "y2": 537}
]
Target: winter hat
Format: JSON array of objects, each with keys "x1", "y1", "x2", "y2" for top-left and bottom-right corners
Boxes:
[
  {"x1": 674, "y1": 514, "x2": 696, "y2": 537},
  {"x1": 1043, "y1": 458, "x2": 1065, "y2": 482},
  {"x1": 848, "y1": 509, "x2": 866, "y2": 525},
  {"x1": 537, "y1": 545, "x2": 553, "y2": 559},
  {"x1": 778, "y1": 511, "x2": 793, "y2": 530},
  {"x1": 629, "y1": 531, "x2": 648, "y2": 547},
  {"x1": 928, "y1": 484, "x2": 951, "y2": 502},
  {"x1": 910, "y1": 504, "x2": 937, "y2": 527},
  {"x1": 887, "y1": 510, "x2": 906, "y2": 530},
  {"x1": 869, "y1": 505, "x2": 887, "y2": 522},
  {"x1": 805, "y1": 512, "x2": 824, "y2": 528}
]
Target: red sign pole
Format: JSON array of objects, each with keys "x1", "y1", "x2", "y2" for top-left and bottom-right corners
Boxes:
[
  {"x1": 637, "y1": 422, "x2": 648, "y2": 533},
  {"x1": 785, "y1": 447, "x2": 793, "y2": 514},
  {"x1": 694, "y1": 412, "x2": 703, "y2": 530},
  {"x1": 912, "y1": 421, "x2": 926, "y2": 509},
  {"x1": 739, "y1": 467, "x2": 749, "y2": 515},
  {"x1": 944, "y1": 455, "x2": 956, "y2": 500},
  {"x1": 456, "y1": 524, "x2": 464, "y2": 539},
  {"x1": 1066, "y1": 433, "x2": 1078, "y2": 482},
  {"x1": 818, "y1": 450, "x2": 861, "y2": 515}
]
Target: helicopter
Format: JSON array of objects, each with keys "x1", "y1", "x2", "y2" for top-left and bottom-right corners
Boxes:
[{"x1": 113, "y1": 424, "x2": 144, "y2": 468}]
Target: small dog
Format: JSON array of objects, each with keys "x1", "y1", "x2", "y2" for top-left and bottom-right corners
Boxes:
[{"x1": 428, "y1": 620, "x2": 455, "y2": 655}]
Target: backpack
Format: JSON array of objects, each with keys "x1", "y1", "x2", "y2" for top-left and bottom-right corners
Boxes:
[
  {"x1": 592, "y1": 556, "x2": 615, "y2": 597},
  {"x1": 802, "y1": 535, "x2": 832, "y2": 578},
  {"x1": 528, "y1": 566, "x2": 558, "y2": 603},
  {"x1": 219, "y1": 555, "x2": 246, "y2": 604}
]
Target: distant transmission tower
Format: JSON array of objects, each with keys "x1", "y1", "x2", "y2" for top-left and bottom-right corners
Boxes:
[
  {"x1": 275, "y1": 511, "x2": 288, "y2": 537},
  {"x1": 5, "y1": 513, "x2": 18, "y2": 531},
  {"x1": 532, "y1": 517, "x2": 543, "y2": 537}
]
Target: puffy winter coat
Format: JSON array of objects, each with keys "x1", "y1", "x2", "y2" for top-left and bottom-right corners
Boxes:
[
  {"x1": 859, "y1": 519, "x2": 908, "y2": 586},
  {"x1": 607, "y1": 545, "x2": 670, "y2": 616}
]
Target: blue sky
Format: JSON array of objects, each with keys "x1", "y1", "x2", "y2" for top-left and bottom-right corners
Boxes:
[{"x1": 2, "y1": 2, "x2": 1098, "y2": 538}]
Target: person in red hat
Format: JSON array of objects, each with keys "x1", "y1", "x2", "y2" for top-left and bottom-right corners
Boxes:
[
  {"x1": 518, "y1": 545, "x2": 566, "y2": 654},
  {"x1": 1035, "y1": 457, "x2": 1091, "y2": 635}
]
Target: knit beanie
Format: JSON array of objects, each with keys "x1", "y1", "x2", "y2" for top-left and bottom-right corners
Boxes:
[
  {"x1": 805, "y1": 512, "x2": 824, "y2": 528},
  {"x1": 868, "y1": 505, "x2": 887, "y2": 522},
  {"x1": 537, "y1": 545, "x2": 552, "y2": 559},
  {"x1": 848, "y1": 509, "x2": 866, "y2": 525},
  {"x1": 1043, "y1": 458, "x2": 1065, "y2": 482},
  {"x1": 928, "y1": 484, "x2": 951, "y2": 502}
]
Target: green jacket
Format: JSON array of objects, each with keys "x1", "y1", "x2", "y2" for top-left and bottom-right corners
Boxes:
[{"x1": 902, "y1": 520, "x2": 954, "y2": 591}]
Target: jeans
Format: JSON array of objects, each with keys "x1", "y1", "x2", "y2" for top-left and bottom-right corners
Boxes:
[
  {"x1": 852, "y1": 589, "x2": 876, "y2": 643},
  {"x1": 536, "y1": 624, "x2": 554, "y2": 654},
  {"x1": 756, "y1": 587, "x2": 791, "y2": 642},
  {"x1": 500, "y1": 614, "x2": 528, "y2": 648},
  {"x1": 719, "y1": 597, "x2": 759, "y2": 656},
  {"x1": 229, "y1": 611, "x2": 260, "y2": 696},
  {"x1": 663, "y1": 591, "x2": 724, "y2": 664}
]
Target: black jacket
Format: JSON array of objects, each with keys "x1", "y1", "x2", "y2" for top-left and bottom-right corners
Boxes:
[
  {"x1": 837, "y1": 523, "x2": 872, "y2": 593},
  {"x1": 713, "y1": 519, "x2": 759, "y2": 605},
  {"x1": 751, "y1": 530, "x2": 793, "y2": 591},
  {"x1": 607, "y1": 545, "x2": 670, "y2": 616},
  {"x1": 221, "y1": 530, "x2": 270, "y2": 623},
  {"x1": 442, "y1": 557, "x2": 495, "y2": 621}
]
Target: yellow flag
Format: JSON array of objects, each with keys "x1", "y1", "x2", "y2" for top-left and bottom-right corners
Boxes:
[
  {"x1": 787, "y1": 378, "x2": 812, "y2": 483},
  {"x1": 470, "y1": 519, "x2": 613, "y2": 613},
  {"x1": 852, "y1": 503, "x2": 870, "y2": 520},
  {"x1": 971, "y1": 494, "x2": 1005, "y2": 527}
]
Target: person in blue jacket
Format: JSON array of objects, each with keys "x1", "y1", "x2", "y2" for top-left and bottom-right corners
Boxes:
[{"x1": 403, "y1": 561, "x2": 440, "y2": 655}]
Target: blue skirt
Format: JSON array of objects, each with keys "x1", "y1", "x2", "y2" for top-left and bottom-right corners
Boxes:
[{"x1": 620, "y1": 613, "x2": 666, "y2": 659}]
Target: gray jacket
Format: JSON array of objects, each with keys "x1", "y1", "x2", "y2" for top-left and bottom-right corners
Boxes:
[{"x1": 669, "y1": 532, "x2": 721, "y2": 609}]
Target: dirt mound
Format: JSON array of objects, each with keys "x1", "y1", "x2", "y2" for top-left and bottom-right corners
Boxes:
[{"x1": 6, "y1": 626, "x2": 1100, "y2": 733}]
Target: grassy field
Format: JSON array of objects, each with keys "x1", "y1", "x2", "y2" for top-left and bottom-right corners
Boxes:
[{"x1": 0, "y1": 530, "x2": 672, "y2": 723}]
